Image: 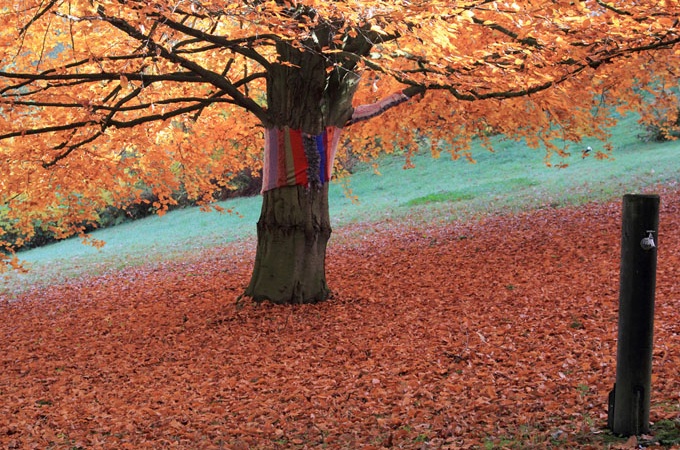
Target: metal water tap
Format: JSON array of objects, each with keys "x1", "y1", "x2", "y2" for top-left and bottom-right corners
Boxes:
[{"x1": 640, "y1": 230, "x2": 656, "y2": 251}]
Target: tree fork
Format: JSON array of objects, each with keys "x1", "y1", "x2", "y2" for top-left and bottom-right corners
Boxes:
[{"x1": 244, "y1": 184, "x2": 332, "y2": 304}]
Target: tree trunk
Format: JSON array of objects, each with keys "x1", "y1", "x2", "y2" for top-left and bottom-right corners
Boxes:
[
  {"x1": 244, "y1": 184, "x2": 331, "y2": 304},
  {"x1": 241, "y1": 25, "x2": 372, "y2": 304}
]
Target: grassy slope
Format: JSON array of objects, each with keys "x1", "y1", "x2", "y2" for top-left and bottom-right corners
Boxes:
[{"x1": 2, "y1": 114, "x2": 678, "y2": 293}]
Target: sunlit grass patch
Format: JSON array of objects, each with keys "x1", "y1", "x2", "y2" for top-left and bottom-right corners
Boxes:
[{"x1": 403, "y1": 190, "x2": 475, "y2": 207}]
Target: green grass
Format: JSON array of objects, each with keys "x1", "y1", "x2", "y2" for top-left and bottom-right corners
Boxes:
[
  {"x1": 403, "y1": 190, "x2": 475, "y2": 207},
  {"x1": 477, "y1": 418, "x2": 680, "y2": 449},
  {"x1": 652, "y1": 419, "x2": 680, "y2": 446},
  {"x1": 2, "y1": 194, "x2": 263, "y2": 290},
  {"x1": 2, "y1": 113, "x2": 679, "y2": 294},
  {"x1": 329, "y1": 113, "x2": 678, "y2": 228}
]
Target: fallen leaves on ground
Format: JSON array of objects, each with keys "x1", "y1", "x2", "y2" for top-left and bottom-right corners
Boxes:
[{"x1": 1, "y1": 187, "x2": 679, "y2": 449}]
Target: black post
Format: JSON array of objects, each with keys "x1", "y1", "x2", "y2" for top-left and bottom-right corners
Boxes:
[{"x1": 608, "y1": 194, "x2": 659, "y2": 436}]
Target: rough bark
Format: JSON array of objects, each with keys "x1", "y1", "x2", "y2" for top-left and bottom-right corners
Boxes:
[
  {"x1": 243, "y1": 26, "x2": 373, "y2": 304},
  {"x1": 244, "y1": 184, "x2": 331, "y2": 304}
]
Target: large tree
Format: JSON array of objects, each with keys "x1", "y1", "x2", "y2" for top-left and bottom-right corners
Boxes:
[{"x1": 1, "y1": 0, "x2": 678, "y2": 303}]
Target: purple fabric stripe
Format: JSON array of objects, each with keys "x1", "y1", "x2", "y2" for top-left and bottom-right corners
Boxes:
[{"x1": 316, "y1": 134, "x2": 326, "y2": 184}]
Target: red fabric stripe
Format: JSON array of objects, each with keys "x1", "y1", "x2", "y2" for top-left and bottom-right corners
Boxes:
[
  {"x1": 261, "y1": 126, "x2": 343, "y2": 192},
  {"x1": 289, "y1": 129, "x2": 308, "y2": 185}
]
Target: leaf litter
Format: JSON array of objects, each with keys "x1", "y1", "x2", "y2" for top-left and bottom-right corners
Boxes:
[{"x1": 1, "y1": 186, "x2": 679, "y2": 449}]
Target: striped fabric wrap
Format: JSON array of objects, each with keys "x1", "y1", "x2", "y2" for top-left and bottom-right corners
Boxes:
[
  {"x1": 262, "y1": 126, "x2": 342, "y2": 193},
  {"x1": 348, "y1": 90, "x2": 409, "y2": 125}
]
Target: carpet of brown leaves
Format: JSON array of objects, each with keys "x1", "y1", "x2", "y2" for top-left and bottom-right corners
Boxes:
[{"x1": 1, "y1": 188, "x2": 679, "y2": 449}]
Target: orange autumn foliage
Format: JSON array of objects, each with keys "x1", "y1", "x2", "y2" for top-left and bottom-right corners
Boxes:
[{"x1": 1, "y1": 0, "x2": 679, "y2": 269}]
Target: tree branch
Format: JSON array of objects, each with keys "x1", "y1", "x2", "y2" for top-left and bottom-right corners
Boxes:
[
  {"x1": 19, "y1": 0, "x2": 59, "y2": 35},
  {"x1": 471, "y1": 17, "x2": 542, "y2": 48},
  {"x1": 0, "y1": 121, "x2": 98, "y2": 140},
  {"x1": 1, "y1": 94, "x2": 242, "y2": 112},
  {"x1": 97, "y1": 6, "x2": 269, "y2": 123},
  {"x1": 42, "y1": 130, "x2": 104, "y2": 168},
  {"x1": 159, "y1": 15, "x2": 275, "y2": 69},
  {"x1": 595, "y1": 0, "x2": 633, "y2": 16},
  {"x1": 355, "y1": 18, "x2": 680, "y2": 109},
  {"x1": 39, "y1": 94, "x2": 224, "y2": 168},
  {"x1": 0, "y1": 70, "x2": 202, "y2": 84},
  {"x1": 347, "y1": 86, "x2": 425, "y2": 126}
]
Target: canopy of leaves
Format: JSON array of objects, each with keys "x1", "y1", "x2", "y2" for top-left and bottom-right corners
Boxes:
[
  {"x1": 1, "y1": 0, "x2": 679, "y2": 269},
  {"x1": 1, "y1": 186, "x2": 679, "y2": 448}
]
